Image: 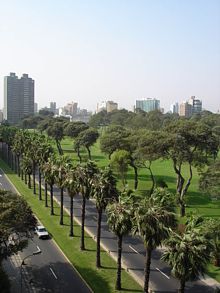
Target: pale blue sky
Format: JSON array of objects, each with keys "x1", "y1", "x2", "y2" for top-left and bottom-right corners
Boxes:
[{"x1": 0, "y1": 0, "x2": 220, "y2": 112}]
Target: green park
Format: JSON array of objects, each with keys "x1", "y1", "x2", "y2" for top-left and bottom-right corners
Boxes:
[{"x1": 0, "y1": 109, "x2": 220, "y2": 293}]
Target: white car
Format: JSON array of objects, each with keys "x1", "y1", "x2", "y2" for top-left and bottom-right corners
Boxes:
[{"x1": 35, "y1": 225, "x2": 49, "y2": 239}]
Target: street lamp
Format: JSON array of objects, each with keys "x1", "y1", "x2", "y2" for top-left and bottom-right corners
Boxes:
[{"x1": 20, "y1": 246, "x2": 41, "y2": 293}]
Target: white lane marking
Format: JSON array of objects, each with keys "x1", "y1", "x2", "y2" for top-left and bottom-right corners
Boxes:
[
  {"x1": 156, "y1": 267, "x2": 170, "y2": 279},
  {"x1": 36, "y1": 245, "x2": 41, "y2": 251},
  {"x1": 93, "y1": 216, "x2": 97, "y2": 221},
  {"x1": 50, "y1": 267, "x2": 58, "y2": 279},
  {"x1": 0, "y1": 174, "x2": 2, "y2": 177},
  {"x1": 129, "y1": 245, "x2": 139, "y2": 254},
  {"x1": 0, "y1": 182, "x2": 2, "y2": 185}
]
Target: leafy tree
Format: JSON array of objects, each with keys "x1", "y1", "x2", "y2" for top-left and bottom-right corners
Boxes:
[
  {"x1": 110, "y1": 150, "x2": 130, "y2": 188},
  {"x1": 89, "y1": 110, "x2": 109, "y2": 127},
  {"x1": 75, "y1": 128, "x2": 99, "y2": 160},
  {"x1": 199, "y1": 160, "x2": 220, "y2": 198},
  {"x1": 0, "y1": 190, "x2": 37, "y2": 262},
  {"x1": 107, "y1": 195, "x2": 132, "y2": 290},
  {"x1": 162, "y1": 216, "x2": 214, "y2": 293},
  {"x1": 164, "y1": 120, "x2": 219, "y2": 216},
  {"x1": 64, "y1": 121, "x2": 89, "y2": 138},
  {"x1": 136, "y1": 131, "x2": 167, "y2": 194},
  {"x1": 133, "y1": 189, "x2": 176, "y2": 293},
  {"x1": 47, "y1": 122, "x2": 64, "y2": 155},
  {"x1": 92, "y1": 167, "x2": 118, "y2": 268}
]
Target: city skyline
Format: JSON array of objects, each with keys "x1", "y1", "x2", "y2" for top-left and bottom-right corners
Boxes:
[{"x1": 0, "y1": 1, "x2": 220, "y2": 112}]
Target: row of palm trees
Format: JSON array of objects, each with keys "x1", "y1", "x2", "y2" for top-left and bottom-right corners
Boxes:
[{"x1": 0, "y1": 126, "x2": 217, "y2": 293}]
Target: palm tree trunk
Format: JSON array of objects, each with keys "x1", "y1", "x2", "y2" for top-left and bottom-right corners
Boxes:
[
  {"x1": 115, "y1": 234, "x2": 123, "y2": 290},
  {"x1": 96, "y1": 208, "x2": 102, "y2": 268},
  {"x1": 39, "y1": 168, "x2": 42, "y2": 200},
  {"x1": 45, "y1": 183, "x2": 48, "y2": 207},
  {"x1": 33, "y1": 162, "x2": 36, "y2": 195},
  {"x1": 18, "y1": 156, "x2": 20, "y2": 177},
  {"x1": 50, "y1": 184, "x2": 54, "y2": 215},
  {"x1": 179, "y1": 278, "x2": 185, "y2": 293},
  {"x1": 80, "y1": 196, "x2": 86, "y2": 251},
  {"x1": 25, "y1": 173, "x2": 27, "y2": 184},
  {"x1": 144, "y1": 245, "x2": 152, "y2": 293},
  {"x1": 60, "y1": 187, "x2": 64, "y2": 225},
  {"x1": 28, "y1": 174, "x2": 31, "y2": 189},
  {"x1": 69, "y1": 195, "x2": 74, "y2": 237}
]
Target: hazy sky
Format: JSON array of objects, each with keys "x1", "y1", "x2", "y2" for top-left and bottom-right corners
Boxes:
[{"x1": 0, "y1": 0, "x2": 220, "y2": 112}]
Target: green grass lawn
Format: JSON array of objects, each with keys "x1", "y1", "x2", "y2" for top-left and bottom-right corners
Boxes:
[{"x1": 0, "y1": 159, "x2": 142, "y2": 293}]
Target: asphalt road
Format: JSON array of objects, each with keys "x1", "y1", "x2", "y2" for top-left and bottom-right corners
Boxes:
[{"x1": 0, "y1": 167, "x2": 92, "y2": 293}]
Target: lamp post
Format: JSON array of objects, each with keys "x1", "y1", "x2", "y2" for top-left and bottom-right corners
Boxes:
[{"x1": 20, "y1": 246, "x2": 41, "y2": 293}]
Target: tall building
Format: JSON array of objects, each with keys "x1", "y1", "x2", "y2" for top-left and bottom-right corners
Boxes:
[
  {"x1": 63, "y1": 101, "x2": 78, "y2": 117},
  {"x1": 179, "y1": 101, "x2": 193, "y2": 118},
  {"x1": 106, "y1": 101, "x2": 118, "y2": 113},
  {"x1": 97, "y1": 101, "x2": 106, "y2": 113},
  {"x1": 170, "y1": 102, "x2": 179, "y2": 114},
  {"x1": 188, "y1": 96, "x2": 202, "y2": 114},
  {"x1": 135, "y1": 98, "x2": 160, "y2": 113},
  {"x1": 4, "y1": 73, "x2": 34, "y2": 124},
  {"x1": 50, "y1": 102, "x2": 56, "y2": 114}
]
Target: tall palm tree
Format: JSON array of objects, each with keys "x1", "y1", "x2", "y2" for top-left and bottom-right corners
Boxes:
[
  {"x1": 92, "y1": 167, "x2": 118, "y2": 268},
  {"x1": 161, "y1": 216, "x2": 214, "y2": 293},
  {"x1": 20, "y1": 155, "x2": 33, "y2": 188},
  {"x1": 54, "y1": 155, "x2": 71, "y2": 225},
  {"x1": 107, "y1": 195, "x2": 132, "y2": 290},
  {"x1": 133, "y1": 188, "x2": 177, "y2": 293},
  {"x1": 64, "y1": 166, "x2": 78, "y2": 237},
  {"x1": 42, "y1": 155, "x2": 56, "y2": 215},
  {"x1": 77, "y1": 161, "x2": 99, "y2": 250}
]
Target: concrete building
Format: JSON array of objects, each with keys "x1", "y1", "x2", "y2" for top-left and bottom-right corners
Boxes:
[
  {"x1": 97, "y1": 101, "x2": 106, "y2": 113},
  {"x1": 179, "y1": 101, "x2": 193, "y2": 118},
  {"x1": 34, "y1": 102, "x2": 38, "y2": 113},
  {"x1": 63, "y1": 101, "x2": 78, "y2": 117},
  {"x1": 170, "y1": 102, "x2": 179, "y2": 114},
  {"x1": 106, "y1": 101, "x2": 118, "y2": 113},
  {"x1": 135, "y1": 98, "x2": 160, "y2": 113},
  {"x1": 188, "y1": 96, "x2": 202, "y2": 114},
  {"x1": 4, "y1": 72, "x2": 34, "y2": 124},
  {"x1": 0, "y1": 110, "x2": 3, "y2": 123},
  {"x1": 50, "y1": 102, "x2": 56, "y2": 114}
]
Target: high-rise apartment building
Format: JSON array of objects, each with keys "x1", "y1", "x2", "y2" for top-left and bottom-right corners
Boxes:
[
  {"x1": 50, "y1": 102, "x2": 57, "y2": 114},
  {"x1": 106, "y1": 101, "x2": 118, "y2": 113},
  {"x1": 188, "y1": 96, "x2": 202, "y2": 114},
  {"x1": 136, "y1": 98, "x2": 160, "y2": 113},
  {"x1": 170, "y1": 102, "x2": 179, "y2": 114},
  {"x1": 4, "y1": 73, "x2": 34, "y2": 124},
  {"x1": 179, "y1": 101, "x2": 193, "y2": 118}
]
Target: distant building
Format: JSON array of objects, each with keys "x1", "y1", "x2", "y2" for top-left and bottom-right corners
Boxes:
[
  {"x1": 188, "y1": 96, "x2": 202, "y2": 114},
  {"x1": 97, "y1": 101, "x2": 107, "y2": 113},
  {"x1": 135, "y1": 98, "x2": 160, "y2": 113},
  {"x1": 179, "y1": 101, "x2": 193, "y2": 118},
  {"x1": 63, "y1": 101, "x2": 78, "y2": 117},
  {"x1": 50, "y1": 102, "x2": 56, "y2": 114},
  {"x1": 0, "y1": 110, "x2": 3, "y2": 123},
  {"x1": 106, "y1": 101, "x2": 118, "y2": 113},
  {"x1": 3, "y1": 72, "x2": 34, "y2": 124},
  {"x1": 34, "y1": 102, "x2": 38, "y2": 113},
  {"x1": 170, "y1": 102, "x2": 179, "y2": 114}
]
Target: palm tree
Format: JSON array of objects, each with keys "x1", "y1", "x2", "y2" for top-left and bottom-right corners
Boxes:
[
  {"x1": 161, "y1": 216, "x2": 214, "y2": 293},
  {"x1": 133, "y1": 188, "x2": 177, "y2": 293},
  {"x1": 20, "y1": 155, "x2": 33, "y2": 188},
  {"x1": 42, "y1": 155, "x2": 56, "y2": 215},
  {"x1": 92, "y1": 167, "x2": 118, "y2": 268},
  {"x1": 107, "y1": 195, "x2": 132, "y2": 290},
  {"x1": 77, "y1": 161, "x2": 99, "y2": 250},
  {"x1": 54, "y1": 155, "x2": 71, "y2": 225},
  {"x1": 64, "y1": 166, "x2": 78, "y2": 237}
]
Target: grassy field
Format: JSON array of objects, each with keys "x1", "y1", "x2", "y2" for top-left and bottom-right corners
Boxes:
[
  {"x1": 0, "y1": 158, "x2": 142, "y2": 293},
  {"x1": 61, "y1": 137, "x2": 220, "y2": 219}
]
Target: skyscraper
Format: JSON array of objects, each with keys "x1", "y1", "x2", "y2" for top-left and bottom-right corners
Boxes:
[
  {"x1": 4, "y1": 73, "x2": 34, "y2": 124},
  {"x1": 135, "y1": 98, "x2": 160, "y2": 112}
]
